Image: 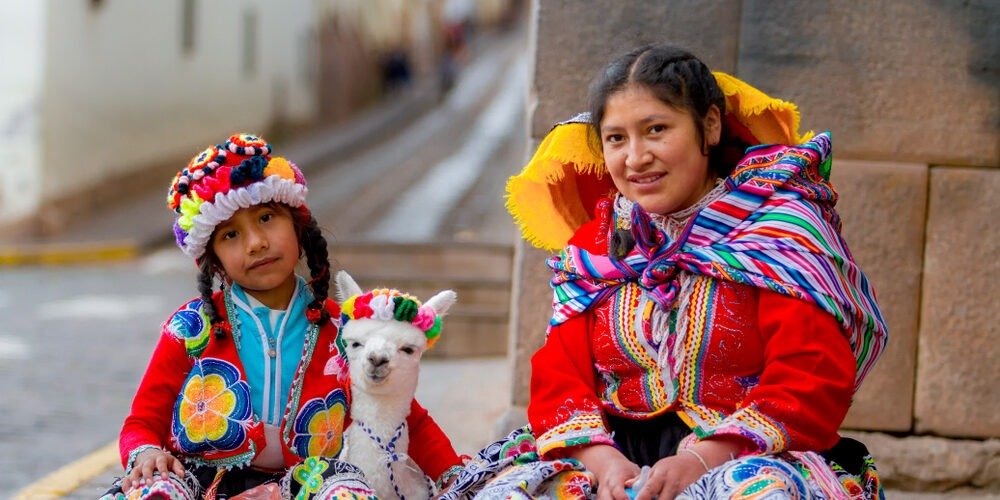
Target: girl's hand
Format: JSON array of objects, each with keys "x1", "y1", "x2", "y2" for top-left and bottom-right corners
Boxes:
[
  {"x1": 633, "y1": 439, "x2": 743, "y2": 500},
  {"x1": 121, "y1": 448, "x2": 185, "y2": 493},
  {"x1": 570, "y1": 444, "x2": 641, "y2": 500}
]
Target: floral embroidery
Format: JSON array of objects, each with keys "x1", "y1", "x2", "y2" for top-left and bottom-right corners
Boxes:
[
  {"x1": 499, "y1": 431, "x2": 537, "y2": 464},
  {"x1": 292, "y1": 456, "x2": 329, "y2": 500},
  {"x1": 552, "y1": 469, "x2": 593, "y2": 499},
  {"x1": 172, "y1": 358, "x2": 252, "y2": 454},
  {"x1": 166, "y1": 299, "x2": 212, "y2": 357},
  {"x1": 292, "y1": 389, "x2": 348, "y2": 457}
]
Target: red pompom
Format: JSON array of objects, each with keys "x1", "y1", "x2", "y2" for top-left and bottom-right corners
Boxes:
[{"x1": 306, "y1": 307, "x2": 324, "y2": 323}]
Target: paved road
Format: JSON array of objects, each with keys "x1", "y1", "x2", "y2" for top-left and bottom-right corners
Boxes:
[{"x1": 0, "y1": 29, "x2": 527, "y2": 498}]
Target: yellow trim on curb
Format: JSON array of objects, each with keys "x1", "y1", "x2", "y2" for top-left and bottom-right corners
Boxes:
[
  {"x1": 14, "y1": 440, "x2": 119, "y2": 499},
  {"x1": 0, "y1": 241, "x2": 137, "y2": 267}
]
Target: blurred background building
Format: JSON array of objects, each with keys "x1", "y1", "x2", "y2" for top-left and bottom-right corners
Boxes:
[{"x1": 0, "y1": 0, "x2": 519, "y2": 239}]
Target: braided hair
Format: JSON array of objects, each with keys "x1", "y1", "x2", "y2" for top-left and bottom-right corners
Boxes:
[
  {"x1": 296, "y1": 208, "x2": 332, "y2": 326},
  {"x1": 196, "y1": 203, "x2": 333, "y2": 339}
]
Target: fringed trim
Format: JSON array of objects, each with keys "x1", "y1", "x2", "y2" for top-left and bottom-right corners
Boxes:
[
  {"x1": 713, "y1": 72, "x2": 813, "y2": 146},
  {"x1": 178, "y1": 446, "x2": 255, "y2": 471},
  {"x1": 505, "y1": 121, "x2": 610, "y2": 251}
]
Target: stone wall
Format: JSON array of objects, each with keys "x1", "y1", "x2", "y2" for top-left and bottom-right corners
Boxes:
[{"x1": 506, "y1": 0, "x2": 999, "y2": 491}]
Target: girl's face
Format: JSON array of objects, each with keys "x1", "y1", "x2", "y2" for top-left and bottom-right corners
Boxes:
[
  {"x1": 600, "y1": 84, "x2": 721, "y2": 216},
  {"x1": 211, "y1": 204, "x2": 300, "y2": 309}
]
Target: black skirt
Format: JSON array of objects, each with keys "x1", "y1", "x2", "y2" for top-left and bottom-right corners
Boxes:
[
  {"x1": 607, "y1": 410, "x2": 874, "y2": 477},
  {"x1": 606, "y1": 411, "x2": 692, "y2": 467}
]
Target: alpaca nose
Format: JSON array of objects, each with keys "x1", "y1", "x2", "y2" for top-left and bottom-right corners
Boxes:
[{"x1": 368, "y1": 354, "x2": 389, "y2": 368}]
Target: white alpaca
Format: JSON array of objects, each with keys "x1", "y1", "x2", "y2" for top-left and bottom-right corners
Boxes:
[{"x1": 335, "y1": 270, "x2": 456, "y2": 500}]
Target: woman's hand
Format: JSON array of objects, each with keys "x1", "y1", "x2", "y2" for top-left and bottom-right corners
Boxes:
[
  {"x1": 631, "y1": 453, "x2": 703, "y2": 500},
  {"x1": 570, "y1": 444, "x2": 641, "y2": 500},
  {"x1": 633, "y1": 439, "x2": 744, "y2": 500},
  {"x1": 121, "y1": 448, "x2": 185, "y2": 493}
]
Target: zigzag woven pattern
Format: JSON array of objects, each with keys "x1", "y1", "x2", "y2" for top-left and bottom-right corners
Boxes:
[{"x1": 548, "y1": 132, "x2": 887, "y2": 390}]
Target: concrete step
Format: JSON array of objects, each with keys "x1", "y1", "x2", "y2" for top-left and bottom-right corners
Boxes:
[
  {"x1": 426, "y1": 314, "x2": 509, "y2": 358},
  {"x1": 332, "y1": 241, "x2": 514, "y2": 281},
  {"x1": 348, "y1": 275, "x2": 511, "y2": 315}
]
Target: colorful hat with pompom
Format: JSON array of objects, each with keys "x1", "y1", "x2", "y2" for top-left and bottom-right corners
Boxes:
[
  {"x1": 339, "y1": 289, "x2": 444, "y2": 349},
  {"x1": 505, "y1": 71, "x2": 814, "y2": 252},
  {"x1": 167, "y1": 133, "x2": 308, "y2": 260}
]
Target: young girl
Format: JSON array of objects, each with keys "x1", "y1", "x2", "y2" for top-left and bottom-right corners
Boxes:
[
  {"x1": 443, "y1": 44, "x2": 888, "y2": 499},
  {"x1": 103, "y1": 133, "x2": 462, "y2": 499}
]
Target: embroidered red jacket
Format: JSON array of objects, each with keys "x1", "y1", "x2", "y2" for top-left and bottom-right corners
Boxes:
[
  {"x1": 119, "y1": 292, "x2": 460, "y2": 480},
  {"x1": 527, "y1": 214, "x2": 856, "y2": 459}
]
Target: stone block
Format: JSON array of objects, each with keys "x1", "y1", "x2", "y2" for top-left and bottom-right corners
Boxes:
[
  {"x1": 738, "y1": 0, "x2": 999, "y2": 167},
  {"x1": 532, "y1": 0, "x2": 741, "y2": 137},
  {"x1": 915, "y1": 168, "x2": 1000, "y2": 437},
  {"x1": 842, "y1": 430, "x2": 1000, "y2": 492},
  {"x1": 832, "y1": 160, "x2": 928, "y2": 432},
  {"x1": 508, "y1": 239, "x2": 557, "y2": 407}
]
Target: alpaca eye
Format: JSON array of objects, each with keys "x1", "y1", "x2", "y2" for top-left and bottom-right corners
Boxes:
[
  {"x1": 350, "y1": 341, "x2": 362, "y2": 349},
  {"x1": 400, "y1": 346, "x2": 415, "y2": 355}
]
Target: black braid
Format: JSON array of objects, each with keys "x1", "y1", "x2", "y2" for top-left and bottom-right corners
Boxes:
[
  {"x1": 298, "y1": 211, "x2": 332, "y2": 326},
  {"x1": 197, "y1": 255, "x2": 227, "y2": 339}
]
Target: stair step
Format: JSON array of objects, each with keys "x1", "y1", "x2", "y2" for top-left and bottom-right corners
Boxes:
[
  {"x1": 332, "y1": 241, "x2": 514, "y2": 281},
  {"x1": 425, "y1": 315, "x2": 508, "y2": 358},
  {"x1": 348, "y1": 275, "x2": 511, "y2": 314}
]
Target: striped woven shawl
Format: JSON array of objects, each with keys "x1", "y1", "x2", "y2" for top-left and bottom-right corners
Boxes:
[{"x1": 548, "y1": 132, "x2": 887, "y2": 390}]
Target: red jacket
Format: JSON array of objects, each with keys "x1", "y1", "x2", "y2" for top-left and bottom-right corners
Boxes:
[
  {"x1": 527, "y1": 215, "x2": 856, "y2": 459},
  {"x1": 120, "y1": 292, "x2": 460, "y2": 480}
]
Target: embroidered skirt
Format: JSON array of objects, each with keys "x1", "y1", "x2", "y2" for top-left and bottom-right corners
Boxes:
[
  {"x1": 440, "y1": 427, "x2": 884, "y2": 499},
  {"x1": 99, "y1": 458, "x2": 377, "y2": 500}
]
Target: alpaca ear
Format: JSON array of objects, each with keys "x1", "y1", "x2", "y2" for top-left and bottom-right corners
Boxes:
[
  {"x1": 424, "y1": 290, "x2": 457, "y2": 316},
  {"x1": 334, "y1": 270, "x2": 364, "y2": 304}
]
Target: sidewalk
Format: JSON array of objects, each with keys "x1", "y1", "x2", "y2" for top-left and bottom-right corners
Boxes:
[{"x1": 0, "y1": 83, "x2": 438, "y2": 267}]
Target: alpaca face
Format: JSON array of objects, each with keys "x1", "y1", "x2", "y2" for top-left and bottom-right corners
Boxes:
[
  {"x1": 334, "y1": 270, "x2": 457, "y2": 396},
  {"x1": 342, "y1": 319, "x2": 427, "y2": 395}
]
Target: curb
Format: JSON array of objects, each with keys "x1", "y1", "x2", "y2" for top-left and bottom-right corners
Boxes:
[
  {"x1": 13, "y1": 441, "x2": 118, "y2": 499},
  {"x1": 0, "y1": 241, "x2": 138, "y2": 267}
]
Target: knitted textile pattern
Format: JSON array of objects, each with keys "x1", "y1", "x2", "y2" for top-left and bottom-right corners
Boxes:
[
  {"x1": 340, "y1": 289, "x2": 444, "y2": 349},
  {"x1": 167, "y1": 133, "x2": 309, "y2": 260},
  {"x1": 505, "y1": 71, "x2": 814, "y2": 252}
]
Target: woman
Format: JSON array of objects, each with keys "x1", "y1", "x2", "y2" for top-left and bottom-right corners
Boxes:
[{"x1": 445, "y1": 44, "x2": 888, "y2": 500}]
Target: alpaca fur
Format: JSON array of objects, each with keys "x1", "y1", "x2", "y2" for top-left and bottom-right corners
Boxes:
[{"x1": 335, "y1": 271, "x2": 456, "y2": 500}]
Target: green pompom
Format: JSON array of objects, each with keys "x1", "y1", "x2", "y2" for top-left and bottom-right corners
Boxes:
[
  {"x1": 425, "y1": 316, "x2": 442, "y2": 341},
  {"x1": 393, "y1": 297, "x2": 419, "y2": 322}
]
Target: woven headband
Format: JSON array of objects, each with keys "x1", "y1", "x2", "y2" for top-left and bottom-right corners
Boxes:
[{"x1": 339, "y1": 289, "x2": 443, "y2": 349}]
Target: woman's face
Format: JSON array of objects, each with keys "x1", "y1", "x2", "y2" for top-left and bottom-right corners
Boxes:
[{"x1": 600, "y1": 84, "x2": 721, "y2": 216}]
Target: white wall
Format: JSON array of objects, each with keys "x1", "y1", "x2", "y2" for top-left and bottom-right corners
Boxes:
[
  {"x1": 0, "y1": 1, "x2": 46, "y2": 225},
  {"x1": 40, "y1": 0, "x2": 318, "y2": 204}
]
